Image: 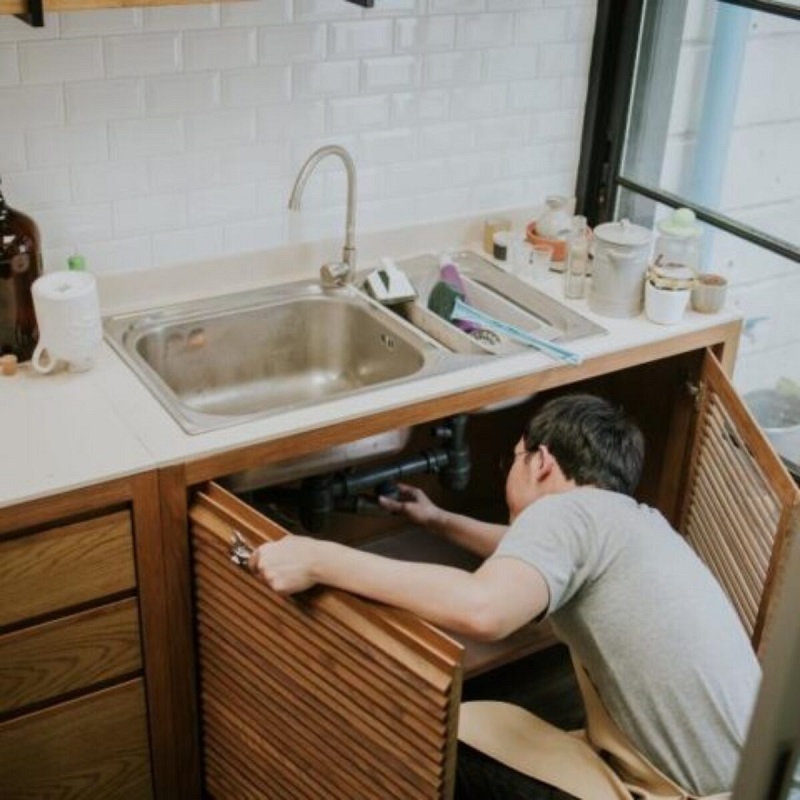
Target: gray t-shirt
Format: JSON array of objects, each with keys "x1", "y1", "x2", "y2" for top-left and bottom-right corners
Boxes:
[{"x1": 493, "y1": 487, "x2": 761, "y2": 795}]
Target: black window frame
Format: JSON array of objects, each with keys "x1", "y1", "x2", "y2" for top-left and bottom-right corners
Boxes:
[{"x1": 576, "y1": 0, "x2": 800, "y2": 264}]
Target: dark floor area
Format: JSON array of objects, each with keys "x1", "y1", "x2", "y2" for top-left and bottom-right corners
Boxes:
[{"x1": 461, "y1": 644, "x2": 586, "y2": 732}]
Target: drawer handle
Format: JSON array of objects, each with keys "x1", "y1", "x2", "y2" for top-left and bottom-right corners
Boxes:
[{"x1": 229, "y1": 530, "x2": 255, "y2": 569}]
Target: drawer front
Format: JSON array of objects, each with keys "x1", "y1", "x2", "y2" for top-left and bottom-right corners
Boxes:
[
  {"x1": 0, "y1": 510, "x2": 136, "y2": 628},
  {"x1": 0, "y1": 678, "x2": 153, "y2": 800},
  {"x1": 191, "y1": 483, "x2": 463, "y2": 800},
  {"x1": 0, "y1": 598, "x2": 142, "y2": 715}
]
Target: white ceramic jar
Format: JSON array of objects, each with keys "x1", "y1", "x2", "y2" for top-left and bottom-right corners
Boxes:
[{"x1": 589, "y1": 219, "x2": 653, "y2": 318}]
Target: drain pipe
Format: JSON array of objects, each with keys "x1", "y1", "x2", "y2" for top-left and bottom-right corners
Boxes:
[
  {"x1": 689, "y1": 3, "x2": 750, "y2": 265},
  {"x1": 299, "y1": 415, "x2": 470, "y2": 532}
]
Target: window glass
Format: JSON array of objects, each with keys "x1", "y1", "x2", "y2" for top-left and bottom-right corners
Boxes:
[{"x1": 620, "y1": 0, "x2": 799, "y2": 252}]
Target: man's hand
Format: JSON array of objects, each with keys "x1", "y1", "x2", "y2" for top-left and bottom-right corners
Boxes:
[
  {"x1": 378, "y1": 483, "x2": 444, "y2": 529},
  {"x1": 248, "y1": 536, "x2": 320, "y2": 594}
]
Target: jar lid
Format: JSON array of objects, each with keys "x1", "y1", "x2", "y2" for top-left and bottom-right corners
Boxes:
[
  {"x1": 593, "y1": 218, "x2": 652, "y2": 247},
  {"x1": 657, "y1": 207, "x2": 702, "y2": 239}
]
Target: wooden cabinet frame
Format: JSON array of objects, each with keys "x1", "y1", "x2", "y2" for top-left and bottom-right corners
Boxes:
[{"x1": 149, "y1": 318, "x2": 795, "y2": 799}]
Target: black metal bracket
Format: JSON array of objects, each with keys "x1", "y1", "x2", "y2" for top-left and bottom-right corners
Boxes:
[
  {"x1": 345, "y1": 0, "x2": 374, "y2": 6},
  {"x1": 15, "y1": 0, "x2": 44, "y2": 29}
]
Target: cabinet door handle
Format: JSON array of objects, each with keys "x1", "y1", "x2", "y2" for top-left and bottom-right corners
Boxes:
[{"x1": 228, "y1": 530, "x2": 254, "y2": 569}]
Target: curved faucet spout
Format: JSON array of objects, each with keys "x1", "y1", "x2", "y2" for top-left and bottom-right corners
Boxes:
[{"x1": 288, "y1": 145, "x2": 357, "y2": 284}]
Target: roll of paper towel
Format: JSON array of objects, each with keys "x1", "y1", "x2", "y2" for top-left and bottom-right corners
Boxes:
[{"x1": 32, "y1": 270, "x2": 103, "y2": 373}]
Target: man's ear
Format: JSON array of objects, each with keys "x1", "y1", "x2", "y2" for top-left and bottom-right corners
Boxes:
[{"x1": 536, "y1": 445, "x2": 557, "y2": 480}]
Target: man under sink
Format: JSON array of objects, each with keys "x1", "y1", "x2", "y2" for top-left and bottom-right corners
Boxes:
[{"x1": 248, "y1": 393, "x2": 759, "y2": 800}]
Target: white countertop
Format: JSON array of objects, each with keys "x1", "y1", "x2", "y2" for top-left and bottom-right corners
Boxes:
[{"x1": 0, "y1": 218, "x2": 739, "y2": 509}]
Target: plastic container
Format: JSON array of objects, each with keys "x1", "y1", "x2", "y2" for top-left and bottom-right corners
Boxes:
[
  {"x1": 0, "y1": 180, "x2": 42, "y2": 362},
  {"x1": 653, "y1": 208, "x2": 702, "y2": 271}
]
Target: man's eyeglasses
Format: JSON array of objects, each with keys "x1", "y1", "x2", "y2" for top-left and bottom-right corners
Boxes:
[{"x1": 499, "y1": 448, "x2": 529, "y2": 476}]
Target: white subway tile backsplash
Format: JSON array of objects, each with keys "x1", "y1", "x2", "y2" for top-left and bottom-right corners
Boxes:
[
  {"x1": 451, "y1": 83, "x2": 507, "y2": 119},
  {"x1": 360, "y1": 128, "x2": 417, "y2": 164},
  {"x1": 59, "y1": 8, "x2": 142, "y2": 38},
  {"x1": 0, "y1": 3, "x2": 593, "y2": 276},
  {"x1": 0, "y1": 44, "x2": 18, "y2": 85},
  {"x1": 184, "y1": 29, "x2": 257, "y2": 72},
  {"x1": 65, "y1": 79, "x2": 144, "y2": 123},
  {"x1": 256, "y1": 101, "x2": 326, "y2": 141},
  {"x1": 293, "y1": 60, "x2": 359, "y2": 97},
  {"x1": 295, "y1": 0, "x2": 361, "y2": 22},
  {"x1": 186, "y1": 109, "x2": 257, "y2": 151},
  {"x1": 0, "y1": 84, "x2": 64, "y2": 127},
  {"x1": 27, "y1": 125, "x2": 108, "y2": 167},
  {"x1": 329, "y1": 95, "x2": 390, "y2": 133},
  {"x1": 330, "y1": 20, "x2": 393, "y2": 58},
  {"x1": 0, "y1": 127, "x2": 26, "y2": 171},
  {"x1": 516, "y1": 9, "x2": 569, "y2": 43},
  {"x1": 456, "y1": 13, "x2": 513, "y2": 49},
  {"x1": 109, "y1": 116, "x2": 184, "y2": 160},
  {"x1": 144, "y1": 4, "x2": 219, "y2": 31},
  {"x1": 220, "y1": 0, "x2": 290, "y2": 27},
  {"x1": 424, "y1": 51, "x2": 482, "y2": 85},
  {"x1": 418, "y1": 121, "x2": 474, "y2": 156},
  {"x1": 484, "y1": 46, "x2": 540, "y2": 81},
  {"x1": 508, "y1": 77, "x2": 563, "y2": 112},
  {"x1": 395, "y1": 16, "x2": 456, "y2": 52},
  {"x1": 149, "y1": 153, "x2": 222, "y2": 192},
  {"x1": 72, "y1": 161, "x2": 149, "y2": 202},
  {"x1": 391, "y1": 90, "x2": 449, "y2": 125},
  {"x1": 187, "y1": 183, "x2": 258, "y2": 225},
  {"x1": 2, "y1": 168, "x2": 70, "y2": 210},
  {"x1": 152, "y1": 225, "x2": 224, "y2": 266},
  {"x1": 114, "y1": 192, "x2": 186, "y2": 236},
  {"x1": 362, "y1": 56, "x2": 420, "y2": 92},
  {"x1": 259, "y1": 23, "x2": 326, "y2": 64},
  {"x1": 104, "y1": 33, "x2": 180, "y2": 78},
  {"x1": 146, "y1": 72, "x2": 220, "y2": 115},
  {"x1": 222, "y1": 67, "x2": 291, "y2": 108},
  {"x1": 19, "y1": 39, "x2": 104, "y2": 85},
  {"x1": 36, "y1": 203, "x2": 114, "y2": 248}
]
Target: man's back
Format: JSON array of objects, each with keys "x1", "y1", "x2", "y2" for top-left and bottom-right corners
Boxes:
[{"x1": 494, "y1": 487, "x2": 761, "y2": 795}]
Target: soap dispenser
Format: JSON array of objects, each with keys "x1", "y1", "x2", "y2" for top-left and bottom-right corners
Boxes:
[{"x1": 0, "y1": 179, "x2": 42, "y2": 362}]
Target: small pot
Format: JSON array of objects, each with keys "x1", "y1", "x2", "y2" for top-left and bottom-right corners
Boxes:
[{"x1": 645, "y1": 279, "x2": 690, "y2": 325}]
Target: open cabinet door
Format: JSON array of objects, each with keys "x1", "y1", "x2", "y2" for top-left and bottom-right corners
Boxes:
[
  {"x1": 678, "y1": 350, "x2": 800, "y2": 657},
  {"x1": 189, "y1": 483, "x2": 463, "y2": 800}
]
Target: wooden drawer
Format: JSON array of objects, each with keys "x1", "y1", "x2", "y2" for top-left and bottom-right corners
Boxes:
[
  {"x1": 0, "y1": 510, "x2": 136, "y2": 628},
  {"x1": 0, "y1": 598, "x2": 142, "y2": 715},
  {"x1": 0, "y1": 678, "x2": 153, "y2": 800}
]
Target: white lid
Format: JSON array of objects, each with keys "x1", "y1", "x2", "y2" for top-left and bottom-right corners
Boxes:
[
  {"x1": 657, "y1": 207, "x2": 702, "y2": 239},
  {"x1": 593, "y1": 218, "x2": 652, "y2": 247}
]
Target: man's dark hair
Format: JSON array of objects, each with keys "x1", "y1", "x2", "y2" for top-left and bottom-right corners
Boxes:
[{"x1": 523, "y1": 394, "x2": 645, "y2": 496}]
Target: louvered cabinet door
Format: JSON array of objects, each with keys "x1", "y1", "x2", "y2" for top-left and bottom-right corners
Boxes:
[
  {"x1": 679, "y1": 350, "x2": 800, "y2": 656},
  {"x1": 190, "y1": 483, "x2": 463, "y2": 800}
]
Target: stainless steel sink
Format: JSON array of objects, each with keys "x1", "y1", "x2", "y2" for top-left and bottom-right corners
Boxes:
[{"x1": 104, "y1": 282, "x2": 444, "y2": 434}]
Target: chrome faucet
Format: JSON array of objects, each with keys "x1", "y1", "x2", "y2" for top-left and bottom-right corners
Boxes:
[{"x1": 288, "y1": 145, "x2": 357, "y2": 287}]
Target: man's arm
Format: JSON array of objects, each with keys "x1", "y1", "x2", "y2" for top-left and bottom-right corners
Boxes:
[
  {"x1": 249, "y1": 536, "x2": 548, "y2": 641},
  {"x1": 379, "y1": 483, "x2": 507, "y2": 558}
]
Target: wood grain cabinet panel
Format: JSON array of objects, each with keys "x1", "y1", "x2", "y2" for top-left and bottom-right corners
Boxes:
[
  {"x1": 0, "y1": 510, "x2": 135, "y2": 628},
  {"x1": 0, "y1": 597, "x2": 142, "y2": 715},
  {"x1": 0, "y1": 679, "x2": 153, "y2": 800}
]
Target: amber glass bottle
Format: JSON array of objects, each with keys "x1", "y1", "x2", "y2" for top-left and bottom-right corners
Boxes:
[{"x1": 0, "y1": 181, "x2": 42, "y2": 362}]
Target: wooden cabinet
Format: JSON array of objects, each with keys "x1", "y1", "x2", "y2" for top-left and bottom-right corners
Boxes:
[
  {"x1": 183, "y1": 346, "x2": 798, "y2": 798},
  {"x1": 0, "y1": 474, "x2": 164, "y2": 800}
]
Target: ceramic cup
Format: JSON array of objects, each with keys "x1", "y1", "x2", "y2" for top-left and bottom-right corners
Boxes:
[
  {"x1": 691, "y1": 273, "x2": 728, "y2": 313},
  {"x1": 31, "y1": 271, "x2": 103, "y2": 374},
  {"x1": 645, "y1": 279, "x2": 690, "y2": 325}
]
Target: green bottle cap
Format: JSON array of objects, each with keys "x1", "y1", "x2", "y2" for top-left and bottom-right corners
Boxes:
[{"x1": 68, "y1": 254, "x2": 87, "y2": 271}]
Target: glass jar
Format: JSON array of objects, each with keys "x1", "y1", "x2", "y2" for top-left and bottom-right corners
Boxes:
[
  {"x1": 564, "y1": 216, "x2": 590, "y2": 299},
  {"x1": 536, "y1": 195, "x2": 573, "y2": 240},
  {"x1": 0, "y1": 181, "x2": 42, "y2": 362},
  {"x1": 653, "y1": 207, "x2": 702, "y2": 272}
]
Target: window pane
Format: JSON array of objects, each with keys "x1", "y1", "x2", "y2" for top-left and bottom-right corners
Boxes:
[
  {"x1": 616, "y1": 189, "x2": 800, "y2": 399},
  {"x1": 621, "y1": 0, "x2": 800, "y2": 251}
]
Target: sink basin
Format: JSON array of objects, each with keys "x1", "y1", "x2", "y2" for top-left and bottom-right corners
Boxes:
[{"x1": 105, "y1": 283, "x2": 440, "y2": 434}]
